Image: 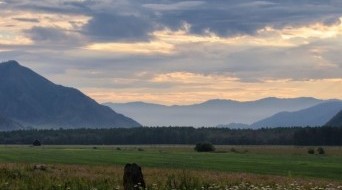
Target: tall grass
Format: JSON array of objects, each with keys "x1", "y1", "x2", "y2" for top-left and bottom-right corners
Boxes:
[{"x1": 0, "y1": 163, "x2": 341, "y2": 190}]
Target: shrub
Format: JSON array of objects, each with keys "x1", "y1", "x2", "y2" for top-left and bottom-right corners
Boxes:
[
  {"x1": 317, "y1": 147, "x2": 325, "y2": 155},
  {"x1": 32, "y1": 139, "x2": 41, "y2": 146},
  {"x1": 230, "y1": 148, "x2": 238, "y2": 153},
  {"x1": 194, "y1": 142, "x2": 215, "y2": 152},
  {"x1": 307, "y1": 148, "x2": 315, "y2": 154}
]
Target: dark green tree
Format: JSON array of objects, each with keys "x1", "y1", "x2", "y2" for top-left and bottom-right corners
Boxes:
[
  {"x1": 33, "y1": 139, "x2": 41, "y2": 146},
  {"x1": 194, "y1": 142, "x2": 215, "y2": 152}
]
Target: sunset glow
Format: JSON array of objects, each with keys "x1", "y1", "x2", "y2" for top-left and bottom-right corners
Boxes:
[{"x1": 1, "y1": 0, "x2": 342, "y2": 104}]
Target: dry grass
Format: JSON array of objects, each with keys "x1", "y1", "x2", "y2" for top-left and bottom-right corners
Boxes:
[{"x1": 0, "y1": 163, "x2": 341, "y2": 189}]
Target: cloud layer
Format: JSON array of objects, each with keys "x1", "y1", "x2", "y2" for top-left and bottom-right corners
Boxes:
[{"x1": 1, "y1": 0, "x2": 342, "y2": 104}]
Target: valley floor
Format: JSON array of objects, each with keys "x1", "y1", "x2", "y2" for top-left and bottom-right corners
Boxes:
[{"x1": 0, "y1": 145, "x2": 341, "y2": 189}]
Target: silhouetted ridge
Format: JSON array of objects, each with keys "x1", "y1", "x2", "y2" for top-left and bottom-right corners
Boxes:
[
  {"x1": 326, "y1": 110, "x2": 342, "y2": 127},
  {"x1": 0, "y1": 60, "x2": 141, "y2": 130},
  {"x1": 251, "y1": 101, "x2": 342, "y2": 128}
]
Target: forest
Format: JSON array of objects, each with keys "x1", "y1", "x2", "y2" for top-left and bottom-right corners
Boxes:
[{"x1": 0, "y1": 126, "x2": 341, "y2": 145}]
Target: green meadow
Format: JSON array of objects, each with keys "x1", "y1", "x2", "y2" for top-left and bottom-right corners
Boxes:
[
  {"x1": 0, "y1": 145, "x2": 342, "y2": 179},
  {"x1": 0, "y1": 145, "x2": 341, "y2": 189}
]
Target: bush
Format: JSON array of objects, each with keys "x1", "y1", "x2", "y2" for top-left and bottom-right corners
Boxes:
[
  {"x1": 317, "y1": 147, "x2": 325, "y2": 155},
  {"x1": 194, "y1": 142, "x2": 215, "y2": 152},
  {"x1": 32, "y1": 139, "x2": 41, "y2": 146},
  {"x1": 307, "y1": 148, "x2": 315, "y2": 154}
]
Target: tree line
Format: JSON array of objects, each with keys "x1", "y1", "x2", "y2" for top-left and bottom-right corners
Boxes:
[{"x1": 0, "y1": 127, "x2": 341, "y2": 145}]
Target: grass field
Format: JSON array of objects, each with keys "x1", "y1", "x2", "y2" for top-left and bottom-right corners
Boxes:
[{"x1": 0, "y1": 145, "x2": 341, "y2": 189}]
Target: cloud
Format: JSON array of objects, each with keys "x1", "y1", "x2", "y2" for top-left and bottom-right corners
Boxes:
[
  {"x1": 143, "y1": 1, "x2": 205, "y2": 11},
  {"x1": 82, "y1": 13, "x2": 154, "y2": 42},
  {"x1": 86, "y1": 41, "x2": 174, "y2": 55},
  {"x1": 1, "y1": 0, "x2": 342, "y2": 104},
  {"x1": 13, "y1": 18, "x2": 40, "y2": 23},
  {"x1": 83, "y1": 76, "x2": 342, "y2": 105},
  {"x1": 24, "y1": 27, "x2": 67, "y2": 42},
  {"x1": 3, "y1": 0, "x2": 342, "y2": 40},
  {"x1": 238, "y1": 1, "x2": 277, "y2": 7},
  {"x1": 153, "y1": 0, "x2": 342, "y2": 37}
]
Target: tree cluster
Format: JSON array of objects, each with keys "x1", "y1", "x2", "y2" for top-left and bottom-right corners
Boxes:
[{"x1": 194, "y1": 142, "x2": 215, "y2": 152}]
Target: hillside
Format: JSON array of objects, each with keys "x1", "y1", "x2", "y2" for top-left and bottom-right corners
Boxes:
[
  {"x1": 0, "y1": 114, "x2": 23, "y2": 131},
  {"x1": 325, "y1": 110, "x2": 342, "y2": 127},
  {"x1": 104, "y1": 97, "x2": 324, "y2": 127},
  {"x1": 251, "y1": 101, "x2": 342, "y2": 128},
  {"x1": 0, "y1": 60, "x2": 141, "y2": 129}
]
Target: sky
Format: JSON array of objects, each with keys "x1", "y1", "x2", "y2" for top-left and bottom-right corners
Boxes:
[{"x1": 0, "y1": 0, "x2": 342, "y2": 105}]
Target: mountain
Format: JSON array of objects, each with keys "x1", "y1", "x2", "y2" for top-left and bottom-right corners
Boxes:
[
  {"x1": 0, "y1": 114, "x2": 24, "y2": 131},
  {"x1": 251, "y1": 101, "x2": 342, "y2": 128},
  {"x1": 325, "y1": 110, "x2": 342, "y2": 127},
  {"x1": 0, "y1": 60, "x2": 141, "y2": 129},
  {"x1": 104, "y1": 97, "x2": 325, "y2": 127}
]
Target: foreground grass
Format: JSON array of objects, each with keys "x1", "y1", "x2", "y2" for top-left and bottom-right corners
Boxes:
[{"x1": 0, "y1": 163, "x2": 341, "y2": 190}]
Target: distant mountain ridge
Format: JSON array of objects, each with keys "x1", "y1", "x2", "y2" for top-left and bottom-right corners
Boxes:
[
  {"x1": 104, "y1": 97, "x2": 328, "y2": 127},
  {"x1": 0, "y1": 60, "x2": 141, "y2": 130},
  {"x1": 251, "y1": 101, "x2": 342, "y2": 128},
  {"x1": 326, "y1": 110, "x2": 342, "y2": 127}
]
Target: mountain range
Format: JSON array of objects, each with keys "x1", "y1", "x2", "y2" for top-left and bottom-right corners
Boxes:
[
  {"x1": 0, "y1": 60, "x2": 141, "y2": 130},
  {"x1": 104, "y1": 97, "x2": 337, "y2": 127},
  {"x1": 250, "y1": 101, "x2": 342, "y2": 128},
  {"x1": 1, "y1": 60, "x2": 340, "y2": 130}
]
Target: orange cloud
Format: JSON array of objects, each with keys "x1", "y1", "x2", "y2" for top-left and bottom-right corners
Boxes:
[{"x1": 82, "y1": 74, "x2": 342, "y2": 105}]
